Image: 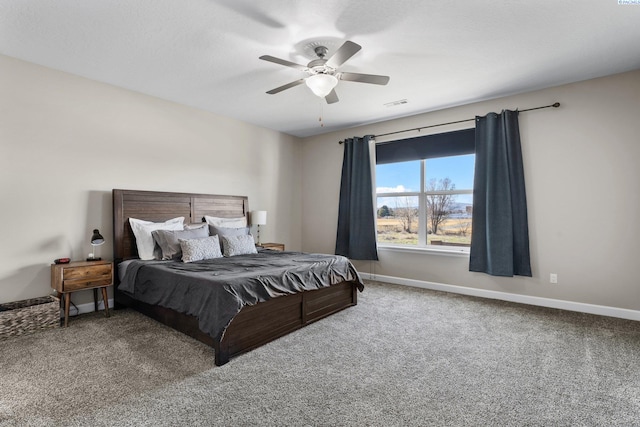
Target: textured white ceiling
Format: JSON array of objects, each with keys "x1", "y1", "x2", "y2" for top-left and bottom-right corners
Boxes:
[{"x1": 1, "y1": 0, "x2": 639, "y2": 137}]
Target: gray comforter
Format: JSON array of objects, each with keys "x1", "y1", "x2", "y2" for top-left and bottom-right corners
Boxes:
[{"x1": 119, "y1": 250, "x2": 363, "y2": 340}]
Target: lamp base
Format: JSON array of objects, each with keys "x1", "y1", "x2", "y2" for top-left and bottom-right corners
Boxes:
[{"x1": 86, "y1": 257, "x2": 102, "y2": 262}]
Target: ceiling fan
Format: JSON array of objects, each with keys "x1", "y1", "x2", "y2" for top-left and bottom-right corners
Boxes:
[{"x1": 259, "y1": 41, "x2": 390, "y2": 104}]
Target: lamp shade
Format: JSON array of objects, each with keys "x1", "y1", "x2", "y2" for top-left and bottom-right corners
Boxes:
[
  {"x1": 90, "y1": 229, "x2": 105, "y2": 246},
  {"x1": 305, "y1": 74, "x2": 338, "y2": 98},
  {"x1": 251, "y1": 211, "x2": 267, "y2": 226}
]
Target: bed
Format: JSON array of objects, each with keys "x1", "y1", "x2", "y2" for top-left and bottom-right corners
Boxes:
[{"x1": 112, "y1": 189, "x2": 362, "y2": 366}]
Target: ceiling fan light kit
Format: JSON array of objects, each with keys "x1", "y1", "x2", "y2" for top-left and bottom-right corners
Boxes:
[
  {"x1": 305, "y1": 74, "x2": 338, "y2": 97},
  {"x1": 260, "y1": 40, "x2": 390, "y2": 104}
]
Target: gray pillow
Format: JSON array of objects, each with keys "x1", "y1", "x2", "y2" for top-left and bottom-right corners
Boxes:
[
  {"x1": 208, "y1": 225, "x2": 250, "y2": 249},
  {"x1": 208, "y1": 225, "x2": 250, "y2": 237},
  {"x1": 152, "y1": 226, "x2": 209, "y2": 260},
  {"x1": 221, "y1": 234, "x2": 257, "y2": 257},
  {"x1": 179, "y1": 235, "x2": 223, "y2": 263}
]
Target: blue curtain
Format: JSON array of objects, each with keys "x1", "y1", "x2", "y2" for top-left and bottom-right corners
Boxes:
[
  {"x1": 335, "y1": 135, "x2": 379, "y2": 260},
  {"x1": 469, "y1": 110, "x2": 531, "y2": 277}
]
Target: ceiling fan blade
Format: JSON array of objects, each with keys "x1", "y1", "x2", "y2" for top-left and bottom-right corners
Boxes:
[
  {"x1": 266, "y1": 79, "x2": 305, "y2": 94},
  {"x1": 339, "y1": 72, "x2": 390, "y2": 85},
  {"x1": 325, "y1": 41, "x2": 362, "y2": 68},
  {"x1": 325, "y1": 89, "x2": 339, "y2": 104},
  {"x1": 259, "y1": 55, "x2": 308, "y2": 71}
]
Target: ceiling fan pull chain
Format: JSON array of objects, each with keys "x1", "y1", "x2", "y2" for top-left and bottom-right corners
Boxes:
[{"x1": 319, "y1": 99, "x2": 325, "y2": 127}]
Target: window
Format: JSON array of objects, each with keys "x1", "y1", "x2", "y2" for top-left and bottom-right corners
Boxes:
[{"x1": 375, "y1": 129, "x2": 475, "y2": 250}]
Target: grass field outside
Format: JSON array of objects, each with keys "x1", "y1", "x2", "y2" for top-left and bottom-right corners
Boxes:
[{"x1": 377, "y1": 216, "x2": 472, "y2": 247}]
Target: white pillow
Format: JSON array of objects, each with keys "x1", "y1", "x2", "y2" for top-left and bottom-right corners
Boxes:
[
  {"x1": 180, "y1": 236, "x2": 223, "y2": 263},
  {"x1": 204, "y1": 215, "x2": 247, "y2": 228},
  {"x1": 129, "y1": 217, "x2": 184, "y2": 260},
  {"x1": 221, "y1": 234, "x2": 258, "y2": 257}
]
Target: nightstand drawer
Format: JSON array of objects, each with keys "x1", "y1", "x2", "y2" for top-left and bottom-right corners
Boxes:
[
  {"x1": 63, "y1": 264, "x2": 112, "y2": 281},
  {"x1": 63, "y1": 277, "x2": 112, "y2": 292}
]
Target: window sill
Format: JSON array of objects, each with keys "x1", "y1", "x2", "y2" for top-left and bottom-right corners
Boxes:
[{"x1": 377, "y1": 244, "x2": 470, "y2": 257}]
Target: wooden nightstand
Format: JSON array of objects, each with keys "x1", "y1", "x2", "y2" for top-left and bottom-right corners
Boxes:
[
  {"x1": 50, "y1": 260, "x2": 113, "y2": 327},
  {"x1": 258, "y1": 243, "x2": 285, "y2": 251}
]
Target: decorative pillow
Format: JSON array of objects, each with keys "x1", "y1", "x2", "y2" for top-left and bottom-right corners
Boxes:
[
  {"x1": 152, "y1": 226, "x2": 210, "y2": 260},
  {"x1": 204, "y1": 215, "x2": 247, "y2": 228},
  {"x1": 129, "y1": 217, "x2": 184, "y2": 260},
  {"x1": 221, "y1": 234, "x2": 257, "y2": 257},
  {"x1": 179, "y1": 236, "x2": 223, "y2": 263}
]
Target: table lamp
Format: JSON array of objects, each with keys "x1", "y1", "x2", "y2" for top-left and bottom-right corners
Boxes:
[
  {"x1": 87, "y1": 229, "x2": 105, "y2": 261},
  {"x1": 251, "y1": 211, "x2": 267, "y2": 245}
]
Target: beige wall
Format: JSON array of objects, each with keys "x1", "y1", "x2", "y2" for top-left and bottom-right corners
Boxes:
[
  {"x1": 0, "y1": 55, "x2": 302, "y2": 305},
  {"x1": 301, "y1": 70, "x2": 640, "y2": 311}
]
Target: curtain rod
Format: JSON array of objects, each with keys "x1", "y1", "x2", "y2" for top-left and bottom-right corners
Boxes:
[{"x1": 338, "y1": 102, "x2": 560, "y2": 144}]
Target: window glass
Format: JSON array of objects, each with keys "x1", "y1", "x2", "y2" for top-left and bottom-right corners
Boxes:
[
  {"x1": 425, "y1": 154, "x2": 475, "y2": 190},
  {"x1": 375, "y1": 160, "x2": 420, "y2": 194},
  {"x1": 376, "y1": 154, "x2": 474, "y2": 249},
  {"x1": 376, "y1": 196, "x2": 419, "y2": 246}
]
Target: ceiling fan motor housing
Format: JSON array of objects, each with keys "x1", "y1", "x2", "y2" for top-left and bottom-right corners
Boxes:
[
  {"x1": 308, "y1": 46, "x2": 334, "y2": 75},
  {"x1": 308, "y1": 60, "x2": 334, "y2": 75}
]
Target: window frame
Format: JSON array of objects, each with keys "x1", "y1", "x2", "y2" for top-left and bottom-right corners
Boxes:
[{"x1": 375, "y1": 154, "x2": 474, "y2": 254}]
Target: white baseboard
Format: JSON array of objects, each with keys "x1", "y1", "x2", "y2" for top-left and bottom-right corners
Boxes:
[
  {"x1": 66, "y1": 298, "x2": 114, "y2": 317},
  {"x1": 360, "y1": 273, "x2": 640, "y2": 322}
]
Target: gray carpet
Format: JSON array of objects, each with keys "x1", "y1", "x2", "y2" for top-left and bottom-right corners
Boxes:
[{"x1": 1, "y1": 281, "x2": 639, "y2": 426}]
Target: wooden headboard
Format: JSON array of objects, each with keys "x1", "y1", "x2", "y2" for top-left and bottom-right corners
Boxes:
[{"x1": 112, "y1": 189, "x2": 249, "y2": 261}]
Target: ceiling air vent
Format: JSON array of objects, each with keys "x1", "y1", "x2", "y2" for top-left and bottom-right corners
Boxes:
[{"x1": 384, "y1": 99, "x2": 408, "y2": 107}]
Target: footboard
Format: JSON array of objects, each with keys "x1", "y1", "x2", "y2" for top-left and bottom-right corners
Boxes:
[{"x1": 216, "y1": 281, "x2": 357, "y2": 365}]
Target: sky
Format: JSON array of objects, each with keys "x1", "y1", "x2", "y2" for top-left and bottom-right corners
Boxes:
[{"x1": 376, "y1": 154, "x2": 475, "y2": 206}]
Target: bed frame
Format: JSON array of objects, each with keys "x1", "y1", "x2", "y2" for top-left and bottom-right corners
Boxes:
[{"x1": 112, "y1": 189, "x2": 358, "y2": 366}]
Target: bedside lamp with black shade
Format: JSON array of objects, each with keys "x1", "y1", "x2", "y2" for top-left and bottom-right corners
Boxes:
[{"x1": 87, "y1": 229, "x2": 105, "y2": 261}]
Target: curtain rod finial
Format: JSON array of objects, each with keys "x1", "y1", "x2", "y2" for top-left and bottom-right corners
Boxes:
[{"x1": 552, "y1": 102, "x2": 560, "y2": 108}]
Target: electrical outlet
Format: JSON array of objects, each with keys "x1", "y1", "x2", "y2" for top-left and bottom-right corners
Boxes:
[{"x1": 550, "y1": 273, "x2": 558, "y2": 284}]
